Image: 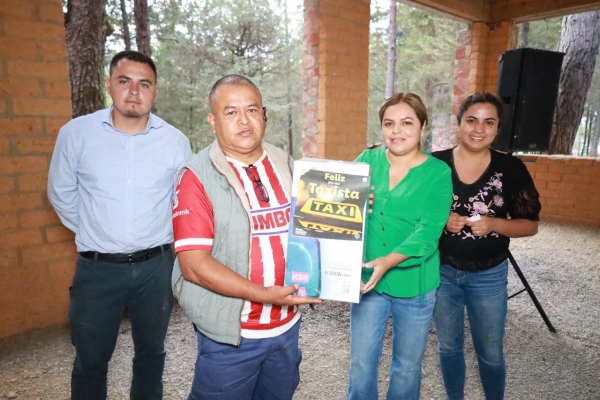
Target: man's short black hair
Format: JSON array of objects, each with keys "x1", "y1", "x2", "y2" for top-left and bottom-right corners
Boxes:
[{"x1": 109, "y1": 50, "x2": 157, "y2": 83}]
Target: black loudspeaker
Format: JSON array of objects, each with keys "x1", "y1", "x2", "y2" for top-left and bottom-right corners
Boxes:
[{"x1": 495, "y1": 48, "x2": 564, "y2": 152}]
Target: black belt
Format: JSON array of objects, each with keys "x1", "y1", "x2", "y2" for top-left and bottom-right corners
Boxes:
[{"x1": 79, "y1": 244, "x2": 170, "y2": 264}]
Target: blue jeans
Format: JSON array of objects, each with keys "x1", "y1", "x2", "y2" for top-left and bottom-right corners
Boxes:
[
  {"x1": 432, "y1": 261, "x2": 508, "y2": 400},
  {"x1": 188, "y1": 320, "x2": 302, "y2": 400},
  {"x1": 69, "y1": 248, "x2": 174, "y2": 400},
  {"x1": 348, "y1": 290, "x2": 436, "y2": 400}
]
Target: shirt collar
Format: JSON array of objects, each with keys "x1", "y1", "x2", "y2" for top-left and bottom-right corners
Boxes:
[
  {"x1": 104, "y1": 105, "x2": 162, "y2": 134},
  {"x1": 226, "y1": 149, "x2": 267, "y2": 168}
]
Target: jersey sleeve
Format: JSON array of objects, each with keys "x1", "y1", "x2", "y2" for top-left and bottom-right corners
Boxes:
[{"x1": 172, "y1": 169, "x2": 215, "y2": 253}]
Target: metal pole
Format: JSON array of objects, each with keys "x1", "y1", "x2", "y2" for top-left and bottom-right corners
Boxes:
[{"x1": 507, "y1": 250, "x2": 557, "y2": 333}]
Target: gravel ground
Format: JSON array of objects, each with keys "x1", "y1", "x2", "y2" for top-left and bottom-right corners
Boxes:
[{"x1": 1, "y1": 220, "x2": 599, "y2": 400}]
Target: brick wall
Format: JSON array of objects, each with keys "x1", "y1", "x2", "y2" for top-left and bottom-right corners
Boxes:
[
  {"x1": 519, "y1": 155, "x2": 600, "y2": 228},
  {"x1": 0, "y1": 0, "x2": 74, "y2": 337},
  {"x1": 303, "y1": 0, "x2": 370, "y2": 161}
]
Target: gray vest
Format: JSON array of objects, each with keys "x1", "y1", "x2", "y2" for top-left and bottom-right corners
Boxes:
[{"x1": 172, "y1": 140, "x2": 292, "y2": 345}]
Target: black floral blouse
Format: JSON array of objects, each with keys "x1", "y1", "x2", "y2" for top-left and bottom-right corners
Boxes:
[{"x1": 432, "y1": 148, "x2": 542, "y2": 272}]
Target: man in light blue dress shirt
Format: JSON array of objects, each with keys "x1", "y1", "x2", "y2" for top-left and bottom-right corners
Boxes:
[{"x1": 48, "y1": 50, "x2": 192, "y2": 400}]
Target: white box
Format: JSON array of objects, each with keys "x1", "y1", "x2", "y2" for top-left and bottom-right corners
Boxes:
[{"x1": 285, "y1": 158, "x2": 371, "y2": 303}]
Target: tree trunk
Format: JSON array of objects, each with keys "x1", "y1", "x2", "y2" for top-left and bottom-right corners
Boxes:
[
  {"x1": 521, "y1": 22, "x2": 530, "y2": 47},
  {"x1": 580, "y1": 104, "x2": 592, "y2": 156},
  {"x1": 385, "y1": 0, "x2": 397, "y2": 99},
  {"x1": 120, "y1": 0, "x2": 132, "y2": 50},
  {"x1": 65, "y1": 0, "x2": 110, "y2": 118},
  {"x1": 591, "y1": 111, "x2": 600, "y2": 156},
  {"x1": 549, "y1": 11, "x2": 600, "y2": 155},
  {"x1": 133, "y1": 0, "x2": 152, "y2": 56}
]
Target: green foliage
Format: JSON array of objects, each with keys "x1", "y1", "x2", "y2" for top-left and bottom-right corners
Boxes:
[
  {"x1": 516, "y1": 18, "x2": 562, "y2": 50},
  {"x1": 146, "y1": 0, "x2": 303, "y2": 155},
  {"x1": 368, "y1": 3, "x2": 466, "y2": 149},
  {"x1": 106, "y1": 0, "x2": 131, "y2": 54}
]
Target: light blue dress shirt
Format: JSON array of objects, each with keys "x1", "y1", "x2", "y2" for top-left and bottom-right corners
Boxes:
[{"x1": 48, "y1": 107, "x2": 192, "y2": 253}]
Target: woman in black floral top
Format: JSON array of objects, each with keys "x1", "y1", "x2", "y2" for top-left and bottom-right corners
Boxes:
[{"x1": 432, "y1": 92, "x2": 541, "y2": 400}]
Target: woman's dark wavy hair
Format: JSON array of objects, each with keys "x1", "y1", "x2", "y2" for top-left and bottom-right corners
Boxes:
[{"x1": 457, "y1": 92, "x2": 504, "y2": 128}]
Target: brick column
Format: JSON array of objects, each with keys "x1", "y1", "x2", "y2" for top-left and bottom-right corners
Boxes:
[
  {"x1": 449, "y1": 27, "x2": 473, "y2": 148},
  {"x1": 469, "y1": 21, "x2": 516, "y2": 94},
  {"x1": 468, "y1": 22, "x2": 488, "y2": 93},
  {"x1": 302, "y1": 0, "x2": 320, "y2": 157},
  {"x1": 302, "y1": 0, "x2": 370, "y2": 161},
  {"x1": 0, "y1": 0, "x2": 74, "y2": 337}
]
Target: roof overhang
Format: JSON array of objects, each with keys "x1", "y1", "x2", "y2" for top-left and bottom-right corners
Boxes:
[{"x1": 403, "y1": 0, "x2": 600, "y2": 23}]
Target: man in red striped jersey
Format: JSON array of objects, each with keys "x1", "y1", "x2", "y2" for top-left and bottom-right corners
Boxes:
[{"x1": 172, "y1": 75, "x2": 321, "y2": 400}]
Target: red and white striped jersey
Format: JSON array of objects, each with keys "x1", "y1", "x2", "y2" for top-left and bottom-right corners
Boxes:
[{"x1": 172, "y1": 152, "x2": 298, "y2": 339}]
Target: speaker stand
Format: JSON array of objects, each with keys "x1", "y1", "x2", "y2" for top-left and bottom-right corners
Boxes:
[{"x1": 507, "y1": 250, "x2": 556, "y2": 333}]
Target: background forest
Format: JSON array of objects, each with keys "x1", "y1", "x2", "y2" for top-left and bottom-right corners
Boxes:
[
  {"x1": 81, "y1": 0, "x2": 600, "y2": 157},
  {"x1": 104, "y1": 0, "x2": 304, "y2": 155}
]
